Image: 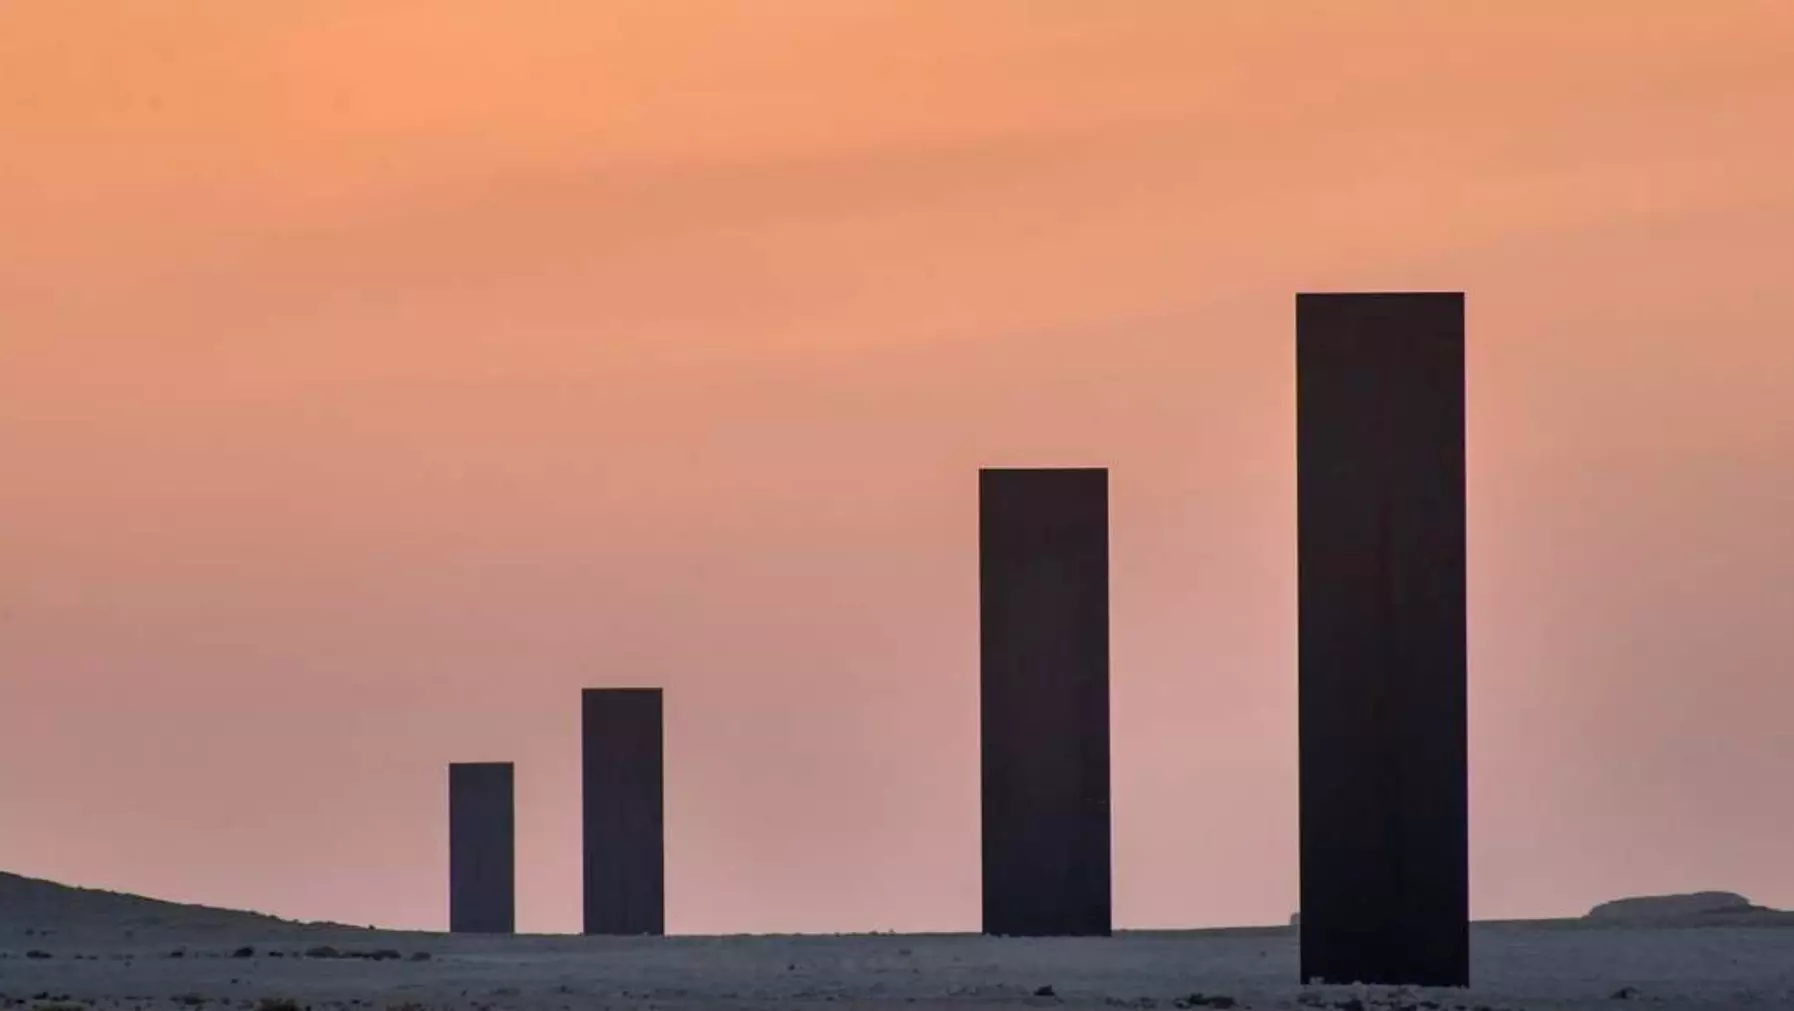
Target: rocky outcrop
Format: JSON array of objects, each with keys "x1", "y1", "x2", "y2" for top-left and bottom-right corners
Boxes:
[{"x1": 1585, "y1": 891, "x2": 1778, "y2": 924}]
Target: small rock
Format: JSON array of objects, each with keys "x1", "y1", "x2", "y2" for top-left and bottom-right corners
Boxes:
[{"x1": 1034, "y1": 985, "x2": 1057, "y2": 998}]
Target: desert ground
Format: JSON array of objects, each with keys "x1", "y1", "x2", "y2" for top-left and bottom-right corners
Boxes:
[{"x1": 4, "y1": 874, "x2": 1793, "y2": 1011}]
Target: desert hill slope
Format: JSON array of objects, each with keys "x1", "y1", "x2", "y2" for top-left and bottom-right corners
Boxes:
[{"x1": 0, "y1": 870, "x2": 347, "y2": 945}]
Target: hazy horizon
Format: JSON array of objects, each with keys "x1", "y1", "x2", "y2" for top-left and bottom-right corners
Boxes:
[{"x1": 5, "y1": 2, "x2": 1794, "y2": 934}]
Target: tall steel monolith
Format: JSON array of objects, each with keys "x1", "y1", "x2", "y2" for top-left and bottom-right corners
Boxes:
[
  {"x1": 1297, "y1": 291, "x2": 1468, "y2": 986},
  {"x1": 582, "y1": 687, "x2": 665, "y2": 936},
  {"x1": 980, "y1": 467, "x2": 1111, "y2": 937}
]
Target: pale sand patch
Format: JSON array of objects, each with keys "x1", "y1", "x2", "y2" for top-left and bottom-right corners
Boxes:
[{"x1": 5, "y1": 873, "x2": 1793, "y2": 1010}]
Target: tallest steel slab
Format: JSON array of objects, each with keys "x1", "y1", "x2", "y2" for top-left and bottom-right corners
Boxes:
[
  {"x1": 979, "y1": 466, "x2": 1111, "y2": 937},
  {"x1": 1297, "y1": 292, "x2": 1468, "y2": 987}
]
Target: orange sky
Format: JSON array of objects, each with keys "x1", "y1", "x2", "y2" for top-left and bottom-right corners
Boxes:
[{"x1": 4, "y1": 2, "x2": 1794, "y2": 934}]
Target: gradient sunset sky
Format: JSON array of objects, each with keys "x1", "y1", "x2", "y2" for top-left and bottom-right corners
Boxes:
[{"x1": 5, "y1": 3, "x2": 1794, "y2": 934}]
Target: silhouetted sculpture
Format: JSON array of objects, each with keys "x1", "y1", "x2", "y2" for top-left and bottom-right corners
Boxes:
[
  {"x1": 979, "y1": 467, "x2": 1112, "y2": 937},
  {"x1": 582, "y1": 687, "x2": 665, "y2": 936},
  {"x1": 448, "y1": 762, "x2": 515, "y2": 934},
  {"x1": 1296, "y1": 292, "x2": 1469, "y2": 986}
]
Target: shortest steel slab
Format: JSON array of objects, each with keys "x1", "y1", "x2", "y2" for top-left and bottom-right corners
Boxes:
[{"x1": 449, "y1": 762, "x2": 515, "y2": 934}]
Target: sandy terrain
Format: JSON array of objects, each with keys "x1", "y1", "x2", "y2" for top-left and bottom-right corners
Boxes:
[{"x1": 5, "y1": 874, "x2": 1793, "y2": 1011}]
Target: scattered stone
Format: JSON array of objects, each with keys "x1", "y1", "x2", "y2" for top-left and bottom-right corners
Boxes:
[
  {"x1": 1033, "y1": 985, "x2": 1057, "y2": 998},
  {"x1": 1610, "y1": 987, "x2": 1641, "y2": 1000},
  {"x1": 302, "y1": 947, "x2": 338, "y2": 960},
  {"x1": 230, "y1": 948, "x2": 255, "y2": 959},
  {"x1": 1175, "y1": 997, "x2": 1236, "y2": 1009},
  {"x1": 24, "y1": 952, "x2": 52, "y2": 961}
]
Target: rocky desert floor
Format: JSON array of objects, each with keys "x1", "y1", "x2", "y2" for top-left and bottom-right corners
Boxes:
[{"x1": 5, "y1": 873, "x2": 1794, "y2": 1011}]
